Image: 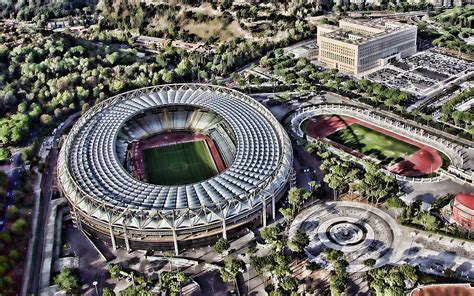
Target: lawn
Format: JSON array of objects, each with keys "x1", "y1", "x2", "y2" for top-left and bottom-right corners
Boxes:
[
  {"x1": 143, "y1": 140, "x2": 217, "y2": 185},
  {"x1": 327, "y1": 123, "x2": 420, "y2": 165}
]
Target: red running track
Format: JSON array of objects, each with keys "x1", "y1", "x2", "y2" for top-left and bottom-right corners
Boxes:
[
  {"x1": 305, "y1": 115, "x2": 442, "y2": 177},
  {"x1": 130, "y1": 131, "x2": 226, "y2": 183}
]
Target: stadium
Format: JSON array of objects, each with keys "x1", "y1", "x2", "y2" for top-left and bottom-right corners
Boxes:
[
  {"x1": 290, "y1": 103, "x2": 471, "y2": 181},
  {"x1": 57, "y1": 84, "x2": 293, "y2": 253}
]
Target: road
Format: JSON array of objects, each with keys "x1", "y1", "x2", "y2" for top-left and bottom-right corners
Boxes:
[
  {"x1": 24, "y1": 111, "x2": 81, "y2": 295},
  {"x1": 0, "y1": 154, "x2": 23, "y2": 231}
]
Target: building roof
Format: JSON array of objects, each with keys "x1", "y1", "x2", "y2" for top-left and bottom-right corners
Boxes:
[
  {"x1": 456, "y1": 193, "x2": 474, "y2": 210},
  {"x1": 317, "y1": 18, "x2": 416, "y2": 45},
  {"x1": 410, "y1": 284, "x2": 474, "y2": 296}
]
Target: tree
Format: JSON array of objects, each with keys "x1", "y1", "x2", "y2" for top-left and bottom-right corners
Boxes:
[
  {"x1": 54, "y1": 268, "x2": 80, "y2": 292},
  {"x1": 102, "y1": 288, "x2": 115, "y2": 296},
  {"x1": 323, "y1": 248, "x2": 344, "y2": 263},
  {"x1": 279, "y1": 207, "x2": 293, "y2": 225},
  {"x1": 260, "y1": 227, "x2": 278, "y2": 246},
  {"x1": 219, "y1": 256, "x2": 244, "y2": 283},
  {"x1": 287, "y1": 187, "x2": 310, "y2": 215},
  {"x1": 157, "y1": 271, "x2": 187, "y2": 296},
  {"x1": 0, "y1": 148, "x2": 10, "y2": 162},
  {"x1": 414, "y1": 211, "x2": 439, "y2": 232},
  {"x1": 280, "y1": 277, "x2": 298, "y2": 292},
  {"x1": 40, "y1": 114, "x2": 53, "y2": 126},
  {"x1": 118, "y1": 285, "x2": 152, "y2": 296},
  {"x1": 108, "y1": 264, "x2": 122, "y2": 279},
  {"x1": 308, "y1": 181, "x2": 319, "y2": 195},
  {"x1": 288, "y1": 230, "x2": 309, "y2": 253},
  {"x1": 11, "y1": 218, "x2": 27, "y2": 235},
  {"x1": 364, "y1": 258, "x2": 376, "y2": 268},
  {"x1": 8, "y1": 250, "x2": 19, "y2": 262},
  {"x1": 214, "y1": 238, "x2": 230, "y2": 254}
]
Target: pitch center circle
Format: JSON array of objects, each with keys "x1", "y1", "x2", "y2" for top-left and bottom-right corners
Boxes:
[{"x1": 168, "y1": 161, "x2": 189, "y2": 172}]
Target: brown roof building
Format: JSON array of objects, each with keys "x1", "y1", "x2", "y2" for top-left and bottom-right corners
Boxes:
[
  {"x1": 452, "y1": 193, "x2": 474, "y2": 229},
  {"x1": 410, "y1": 283, "x2": 474, "y2": 296}
]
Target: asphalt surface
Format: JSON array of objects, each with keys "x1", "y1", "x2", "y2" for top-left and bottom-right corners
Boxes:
[
  {"x1": 0, "y1": 154, "x2": 23, "y2": 231},
  {"x1": 26, "y1": 112, "x2": 81, "y2": 294}
]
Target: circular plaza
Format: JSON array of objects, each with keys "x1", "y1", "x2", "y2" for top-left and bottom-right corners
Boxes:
[{"x1": 289, "y1": 201, "x2": 402, "y2": 271}]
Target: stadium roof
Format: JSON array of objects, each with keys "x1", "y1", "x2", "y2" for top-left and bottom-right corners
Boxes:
[{"x1": 58, "y1": 84, "x2": 292, "y2": 215}]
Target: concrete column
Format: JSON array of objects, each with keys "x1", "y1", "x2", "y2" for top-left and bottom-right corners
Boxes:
[
  {"x1": 122, "y1": 224, "x2": 131, "y2": 252},
  {"x1": 75, "y1": 210, "x2": 83, "y2": 232},
  {"x1": 262, "y1": 196, "x2": 267, "y2": 228},
  {"x1": 272, "y1": 193, "x2": 276, "y2": 221},
  {"x1": 222, "y1": 219, "x2": 227, "y2": 239},
  {"x1": 172, "y1": 229, "x2": 179, "y2": 256},
  {"x1": 109, "y1": 224, "x2": 117, "y2": 251}
]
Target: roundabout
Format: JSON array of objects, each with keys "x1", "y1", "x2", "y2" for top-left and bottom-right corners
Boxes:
[{"x1": 289, "y1": 201, "x2": 403, "y2": 271}]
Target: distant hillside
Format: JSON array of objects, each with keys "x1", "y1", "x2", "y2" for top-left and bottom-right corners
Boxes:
[{"x1": 0, "y1": 0, "x2": 97, "y2": 21}]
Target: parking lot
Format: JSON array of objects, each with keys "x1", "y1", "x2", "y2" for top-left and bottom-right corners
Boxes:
[{"x1": 366, "y1": 49, "x2": 473, "y2": 98}]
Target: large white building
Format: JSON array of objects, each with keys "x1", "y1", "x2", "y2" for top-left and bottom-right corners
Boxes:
[{"x1": 317, "y1": 19, "x2": 417, "y2": 75}]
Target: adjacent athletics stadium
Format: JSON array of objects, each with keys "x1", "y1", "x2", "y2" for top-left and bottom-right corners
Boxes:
[
  {"x1": 57, "y1": 84, "x2": 293, "y2": 253},
  {"x1": 291, "y1": 103, "x2": 472, "y2": 183},
  {"x1": 303, "y1": 115, "x2": 443, "y2": 177}
]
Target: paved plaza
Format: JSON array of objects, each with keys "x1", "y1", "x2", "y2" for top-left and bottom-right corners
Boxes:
[
  {"x1": 289, "y1": 201, "x2": 403, "y2": 272},
  {"x1": 290, "y1": 200, "x2": 474, "y2": 280}
]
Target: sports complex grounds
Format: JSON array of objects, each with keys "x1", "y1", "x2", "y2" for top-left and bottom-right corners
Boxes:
[{"x1": 303, "y1": 115, "x2": 445, "y2": 177}]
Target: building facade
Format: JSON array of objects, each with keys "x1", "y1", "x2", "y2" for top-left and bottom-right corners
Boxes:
[
  {"x1": 317, "y1": 19, "x2": 417, "y2": 75},
  {"x1": 451, "y1": 193, "x2": 474, "y2": 229}
]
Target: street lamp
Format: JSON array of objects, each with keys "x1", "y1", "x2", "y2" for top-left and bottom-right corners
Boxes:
[
  {"x1": 92, "y1": 281, "x2": 98, "y2": 295},
  {"x1": 246, "y1": 263, "x2": 250, "y2": 294}
]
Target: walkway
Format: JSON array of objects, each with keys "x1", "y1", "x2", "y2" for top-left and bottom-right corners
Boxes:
[
  {"x1": 291, "y1": 201, "x2": 474, "y2": 281},
  {"x1": 289, "y1": 201, "x2": 403, "y2": 272}
]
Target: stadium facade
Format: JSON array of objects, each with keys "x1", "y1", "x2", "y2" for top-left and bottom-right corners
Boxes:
[
  {"x1": 57, "y1": 84, "x2": 293, "y2": 254},
  {"x1": 317, "y1": 19, "x2": 417, "y2": 75}
]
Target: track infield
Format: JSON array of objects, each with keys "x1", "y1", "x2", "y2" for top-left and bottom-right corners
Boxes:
[
  {"x1": 143, "y1": 140, "x2": 217, "y2": 185},
  {"x1": 304, "y1": 116, "x2": 443, "y2": 177},
  {"x1": 327, "y1": 123, "x2": 419, "y2": 166}
]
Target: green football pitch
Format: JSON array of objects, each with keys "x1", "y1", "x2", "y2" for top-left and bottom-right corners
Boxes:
[
  {"x1": 327, "y1": 123, "x2": 420, "y2": 165},
  {"x1": 143, "y1": 141, "x2": 217, "y2": 185}
]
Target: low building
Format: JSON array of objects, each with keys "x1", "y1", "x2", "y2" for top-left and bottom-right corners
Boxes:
[
  {"x1": 134, "y1": 35, "x2": 205, "y2": 52},
  {"x1": 317, "y1": 18, "x2": 417, "y2": 76},
  {"x1": 451, "y1": 193, "x2": 474, "y2": 229}
]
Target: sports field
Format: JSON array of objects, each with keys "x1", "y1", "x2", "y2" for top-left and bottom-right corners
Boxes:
[
  {"x1": 143, "y1": 140, "x2": 217, "y2": 185},
  {"x1": 327, "y1": 123, "x2": 420, "y2": 166}
]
